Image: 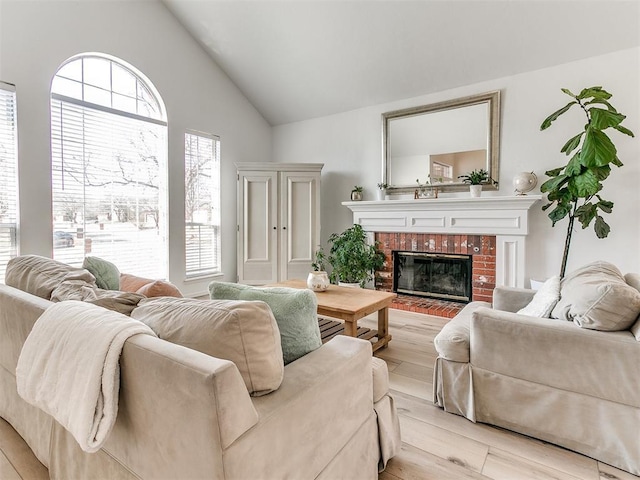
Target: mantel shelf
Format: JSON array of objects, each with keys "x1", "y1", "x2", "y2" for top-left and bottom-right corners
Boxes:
[{"x1": 342, "y1": 195, "x2": 542, "y2": 213}]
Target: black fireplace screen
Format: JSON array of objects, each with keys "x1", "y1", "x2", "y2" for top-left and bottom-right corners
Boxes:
[{"x1": 393, "y1": 251, "x2": 472, "y2": 303}]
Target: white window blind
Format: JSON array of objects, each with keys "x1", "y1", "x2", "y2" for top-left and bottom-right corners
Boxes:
[
  {"x1": 50, "y1": 55, "x2": 167, "y2": 278},
  {"x1": 185, "y1": 132, "x2": 221, "y2": 278},
  {"x1": 0, "y1": 82, "x2": 18, "y2": 282}
]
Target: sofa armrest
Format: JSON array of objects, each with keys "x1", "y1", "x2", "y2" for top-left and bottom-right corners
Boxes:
[
  {"x1": 223, "y1": 335, "x2": 376, "y2": 479},
  {"x1": 470, "y1": 307, "x2": 640, "y2": 407},
  {"x1": 492, "y1": 286, "x2": 535, "y2": 312},
  {"x1": 104, "y1": 334, "x2": 259, "y2": 479}
]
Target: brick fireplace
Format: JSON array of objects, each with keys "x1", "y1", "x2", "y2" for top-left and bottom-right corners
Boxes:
[
  {"x1": 342, "y1": 195, "x2": 541, "y2": 318},
  {"x1": 375, "y1": 232, "x2": 496, "y2": 317}
]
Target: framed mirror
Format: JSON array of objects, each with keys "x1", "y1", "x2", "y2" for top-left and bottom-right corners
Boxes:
[{"x1": 382, "y1": 91, "x2": 501, "y2": 194}]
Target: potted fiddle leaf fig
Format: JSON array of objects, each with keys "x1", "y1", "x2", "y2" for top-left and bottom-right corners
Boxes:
[
  {"x1": 328, "y1": 224, "x2": 385, "y2": 287},
  {"x1": 540, "y1": 86, "x2": 635, "y2": 277}
]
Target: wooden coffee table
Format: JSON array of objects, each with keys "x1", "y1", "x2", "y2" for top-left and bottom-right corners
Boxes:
[{"x1": 269, "y1": 279, "x2": 396, "y2": 352}]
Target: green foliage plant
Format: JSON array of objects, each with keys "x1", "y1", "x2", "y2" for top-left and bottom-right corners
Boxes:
[
  {"x1": 377, "y1": 182, "x2": 389, "y2": 190},
  {"x1": 351, "y1": 185, "x2": 364, "y2": 193},
  {"x1": 458, "y1": 169, "x2": 488, "y2": 185},
  {"x1": 311, "y1": 248, "x2": 327, "y2": 271},
  {"x1": 327, "y1": 224, "x2": 385, "y2": 287},
  {"x1": 540, "y1": 86, "x2": 634, "y2": 278}
]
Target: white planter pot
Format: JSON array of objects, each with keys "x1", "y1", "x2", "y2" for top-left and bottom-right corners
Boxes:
[
  {"x1": 469, "y1": 185, "x2": 482, "y2": 197},
  {"x1": 376, "y1": 189, "x2": 386, "y2": 201},
  {"x1": 307, "y1": 271, "x2": 330, "y2": 291}
]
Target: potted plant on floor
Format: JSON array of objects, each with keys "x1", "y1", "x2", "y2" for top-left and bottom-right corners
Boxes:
[
  {"x1": 539, "y1": 86, "x2": 635, "y2": 277},
  {"x1": 328, "y1": 224, "x2": 385, "y2": 288},
  {"x1": 458, "y1": 169, "x2": 488, "y2": 197}
]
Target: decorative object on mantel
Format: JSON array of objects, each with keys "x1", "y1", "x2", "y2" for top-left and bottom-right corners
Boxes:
[
  {"x1": 414, "y1": 174, "x2": 439, "y2": 199},
  {"x1": 513, "y1": 171, "x2": 538, "y2": 195},
  {"x1": 540, "y1": 86, "x2": 635, "y2": 277},
  {"x1": 350, "y1": 185, "x2": 363, "y2": 201},
  {"x1": 458, "y1": 168, "x2": 489, "y2": 197},
  {"x1": 376, "y1": 182, "x2": 389, "y2": 201},
  {"x1": 328, "y1": 224, "x2": 385, "y2": 288},
  {"x1": 307, "y1": 248, "x2": 329, "y2": 291}
]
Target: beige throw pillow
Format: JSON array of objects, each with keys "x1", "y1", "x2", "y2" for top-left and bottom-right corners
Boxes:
[
  {"x1": 5, "y1": 255, "x2": 96, "y2": 299},
  {"x1": 517, "y1": 275, "x2": 560, "y2": 318},
  {"x1": 131, "y1": 297, "x2": 284, "y2": 396},
  {"x1": 552, "y1": 261, "x2": 640, "y2": 331}
]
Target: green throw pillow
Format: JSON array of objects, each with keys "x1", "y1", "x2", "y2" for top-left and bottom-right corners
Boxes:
[
  {"x1": 209, "y1": 281, "x2": 322, "y2": 364},
  {"x1": 82, "y1": 256, "x2": 120, "y2": 291}
]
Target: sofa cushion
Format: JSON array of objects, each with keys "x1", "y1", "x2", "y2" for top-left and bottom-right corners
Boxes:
[
  {"x1": 209, "y1": 281, "x2": 322, "y2": 364},
  {"x1": 131, "y1": 297, "x2": 284, "y2": 396},
  {"x1": 517, "y1": 275, "x2": 560, "y2": 318},
  {"x1": 625, "y1": 273, "x2": 640, "y2": 341},
  {"x1": 50, "y1": 280, "x2": 145, "y2": 315},
  {"x1": 5, "y1": 255, "x2": 96, "y2": 299},
  {"x1": 82, "y1": 256, "x2": 120, "y2": 290},
  {"x1": 552, "y1": 261, "x2": 640, "y2": 331}
]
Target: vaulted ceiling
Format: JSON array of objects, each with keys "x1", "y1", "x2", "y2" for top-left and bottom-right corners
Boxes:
[{"x1": 162, "y1": 1, "x2": 640, "y2": 126}]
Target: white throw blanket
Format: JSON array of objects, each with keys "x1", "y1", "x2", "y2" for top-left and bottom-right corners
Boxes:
[{"x1": 16, "y1": 300, "x2": 156, "y2": 453}]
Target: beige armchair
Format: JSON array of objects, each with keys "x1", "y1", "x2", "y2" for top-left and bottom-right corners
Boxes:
[{"x1": 433, "y1": 274, "x2": 640, "y2": 476}]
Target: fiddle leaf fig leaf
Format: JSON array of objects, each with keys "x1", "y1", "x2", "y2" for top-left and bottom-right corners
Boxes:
[
  {"x1": 561, "y1": 88, "x2": 576, "y2": 98},
  {"x1": 545, "y1": 167, "x2": 564, "y2": 177},
  {"x1": 540, "y1": 101, "x2": 576, "y2": 130},
  {"x1": 565, "y1": 152, "x2": 583, "y2": 176},
  {"x1": 581, "y1": 128, "x2": 617, "y2": 167},
  {"x1": 575, "y1": 203, "x2": 596, "y2": 229},
  {"x1": 596, "y1": 198, "x2": 614, "y2": 214},
  {"x1": 577, "y1": 86, "x2": 611, "y2": 100},
  {"x1": 589, "y1": 108, "x2": 625, "y2": 130},
  {"x1": 592, "y1": 165, "x2": 611, "y2": 181},
  {"x1": 613, "y1": 124, "x2": 635, "y2": 137},
  {"x1": 611, "y1": 156, "x2": 623, "y2": 167},
  {"x1": 548, "y1": 203, "x2": 571, "y2": 225},
  {"x1": 568, "y1": 170, "x2": 601, "y2": 198},
  {"x1": 594, "y1": 215, "x2": 610, "y2": 238},
  {"x1": 561, "y1": 132, "x2": 584, "y2": 155},
  {"x1": 540, "y1": 174, "x2": 568, "y2": 193}
]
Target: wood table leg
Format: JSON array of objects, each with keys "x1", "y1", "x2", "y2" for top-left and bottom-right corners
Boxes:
[
  {"x1": 343, "y1": 319, "x2": 358, "y2": 337},
  {"x1": 375, "y1": 307, "x2": 391, "y2": 350}
]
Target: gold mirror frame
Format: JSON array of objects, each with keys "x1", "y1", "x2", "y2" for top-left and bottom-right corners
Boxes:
[{"x1": 382, "y1": 90, "x2": 501, "y2": 194}]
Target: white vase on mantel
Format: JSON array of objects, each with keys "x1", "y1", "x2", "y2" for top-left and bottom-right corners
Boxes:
[
  {"x1": 376, "y1": 189, "x2": 386, "y2": 201},
  {"x1": 469, "y1": 185, "x2": 482, "y2": 198}
]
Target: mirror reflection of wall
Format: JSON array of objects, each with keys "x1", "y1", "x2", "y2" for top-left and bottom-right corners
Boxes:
[{"x1": 430, "y1": 150, "x2": 486, "y2": 183}]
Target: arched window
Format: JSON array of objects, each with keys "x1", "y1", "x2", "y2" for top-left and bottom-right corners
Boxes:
[{"x1": 50, "y1": 53, "x2": 167, "y2": 278}]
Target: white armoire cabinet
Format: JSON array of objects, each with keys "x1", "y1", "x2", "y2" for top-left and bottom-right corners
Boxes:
[{"x1": 236, "y1": 163, "x2": 323, "y2": 284}]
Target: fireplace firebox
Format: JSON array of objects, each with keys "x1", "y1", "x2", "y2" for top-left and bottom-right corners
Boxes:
[{"x1": 393, "y1": 251, "x2": 472, "y2": 303}]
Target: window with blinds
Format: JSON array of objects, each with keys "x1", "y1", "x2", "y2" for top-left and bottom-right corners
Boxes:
[
  {"x1": 185, "y1": 132, "x2": 221, "y2": 278},
  {"x1": 50, "y1": 55, "x2": 168, "y2": 278},
  {"x1": 0, "y1": 83, "x2": 18, "y2": 283}
]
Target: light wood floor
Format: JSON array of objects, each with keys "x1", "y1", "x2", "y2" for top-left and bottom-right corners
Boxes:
[{"x1": 1, "y1": 309, "x2": 638, "y2": 480}]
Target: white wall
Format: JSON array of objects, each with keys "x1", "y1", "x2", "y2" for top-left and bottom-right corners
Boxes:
[
  {"x1": 0, "y1": 0, "x2": 272, "y2": 296},
  {"x1": 273, "y1": 48, "x2": 640, "y2": 282}
]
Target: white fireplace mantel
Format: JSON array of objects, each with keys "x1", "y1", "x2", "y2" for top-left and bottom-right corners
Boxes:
[{"x1": 342, "y1": 195, "x2": 542, "y2": 288}]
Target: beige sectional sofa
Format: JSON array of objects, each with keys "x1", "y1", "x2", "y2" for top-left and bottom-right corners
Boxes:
[
  {"x1": 0, "y1": 256, "x2": 400, "y2": 479},
  {"x1": 433, "y1": 263, "x2": 640, "y2": 475}
]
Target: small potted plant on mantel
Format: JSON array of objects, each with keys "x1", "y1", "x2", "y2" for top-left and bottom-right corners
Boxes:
[
  {"x1": 328, "y1": 224, "x2": 385, "y2": 288},
  {"x1": 458, "y1": 168, "x2": 488, "y2": 197},
  {"x1": 376, "y1": 182, "x2": 389, "y2": 201},
  {"x1": 351, "y1": 185, "x2": 364, "y2": 201}
]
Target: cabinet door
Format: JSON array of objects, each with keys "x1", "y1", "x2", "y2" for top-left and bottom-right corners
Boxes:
[
  {"x1": 237, "y1": 171, "x2": 278, "y2": 284},
  {"x1": 279, "y1": 172, "x2": 320, "y2": 281}
]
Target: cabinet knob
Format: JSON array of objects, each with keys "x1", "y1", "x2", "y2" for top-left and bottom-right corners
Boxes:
[
  {"x1": 273, "y1": 227, "x2": 277, "y2": 230},
  {"x1": 283, "y1": 227, "x2": 287, "y2": 230}
]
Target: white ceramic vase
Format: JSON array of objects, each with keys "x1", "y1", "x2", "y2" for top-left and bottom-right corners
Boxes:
[
  {"x1": 307, "y1": 271, "x2": 330, "y2": 291},
  {"x1": 470, "y1": 185, "x2": 482, "y2": 198},
  {"x1": 376, "y1": 189, "x2": 386, "y2": 201}
]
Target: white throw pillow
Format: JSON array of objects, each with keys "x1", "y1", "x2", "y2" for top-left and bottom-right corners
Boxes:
[{"x1": 517, "y1": 275, "x2": 560, "y2": 318}]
